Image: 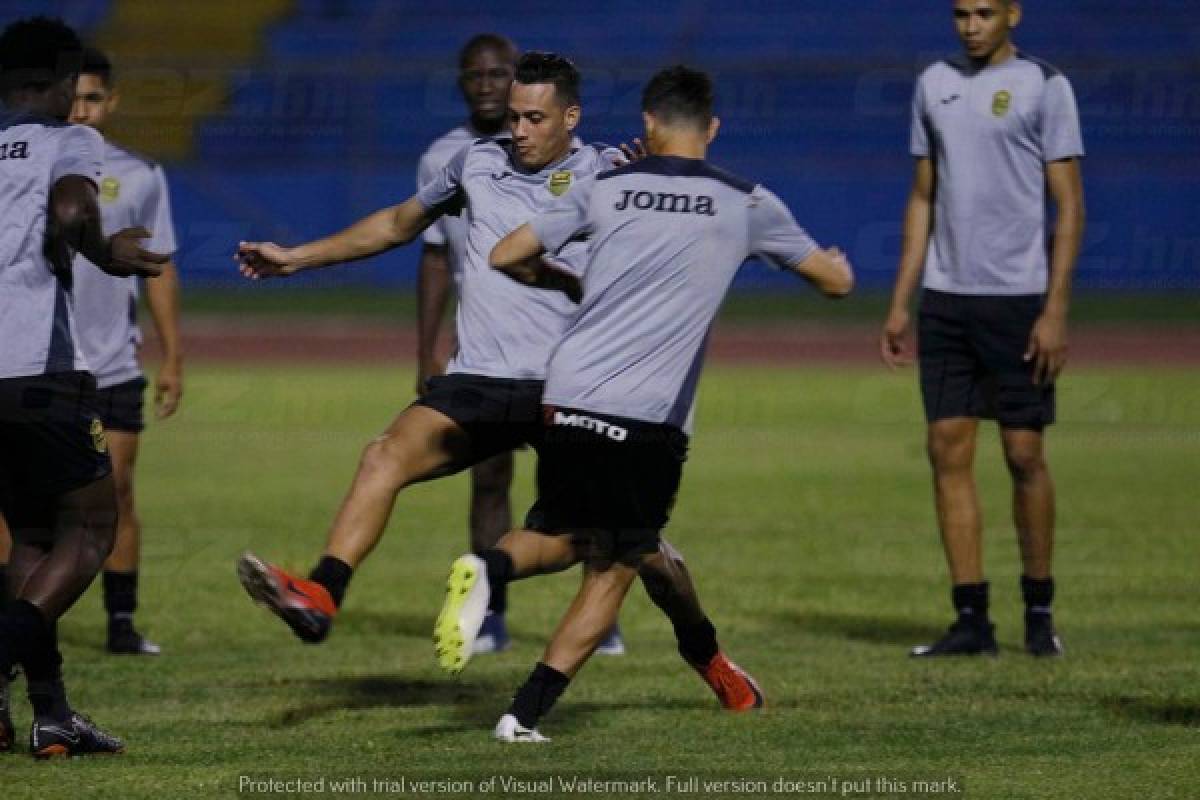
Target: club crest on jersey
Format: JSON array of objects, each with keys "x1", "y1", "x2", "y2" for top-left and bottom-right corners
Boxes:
[
  {"x1": 90, "y1": 418, "x2": 108, "y2": 454},
  {"x1": 992, "y1": 90, "x2": 1012, "y2": 117},
  {"x1": 548, "y1": 170, "x2": 573, "y2": 197},
  {"x1": 99, "y1": 177, "x2": 120, "y2": 203}
]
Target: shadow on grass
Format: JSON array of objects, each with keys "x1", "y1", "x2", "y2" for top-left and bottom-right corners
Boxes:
[
  {"x1": 1104, "y1": 696, "x2": 1200, "y2": 727},
  {"x1": 265, "y1": 675, "x2": 508, "y2": 727},
  {"x1": 333, "y1": 610, "x2": 434, "y2": 639},
  {"x1": 773, "y1": 609, "x2": 947, "y2": 647}
]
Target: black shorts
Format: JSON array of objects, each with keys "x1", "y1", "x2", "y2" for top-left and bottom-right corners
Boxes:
[
  {"x1": 94, "y1": 376, "x2": 147, "y2": 433},
  {"x1": 527, "y1": 406, "x2": 688, "y2": 563},
  {"x1": 415, "y1": 373, "x2": 544, "y2": 462},
  {"x1": 0, "y1": 371, "x2": 113, "y2": 526},
  {"x1": 918, "y1": 290, "x2": 1055, "y2": 430}
]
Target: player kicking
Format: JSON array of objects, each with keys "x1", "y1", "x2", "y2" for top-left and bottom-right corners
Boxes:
[
  {"x1": 414, "y1": 35, "x2": 621, "y2": 656},
  {"x1": 0, "y1": 17, "x2": 167, "y2": 757},
  {"x1": 234, "y1": 53, "x2": 683, "y2": 658},
  {"x1": 438, "y1": 65, "x2": 853, "y2": 741},
  {"x1": 63, "y1": 46, "x2": 183, "y2": 655}
]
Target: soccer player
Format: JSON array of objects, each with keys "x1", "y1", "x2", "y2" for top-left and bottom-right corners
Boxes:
[
  {"x1": 880, "y1": 0, "x2": 1085, "y2": 657},
  {"x1": 414, "y1": 35, "x2": 624, "y2": 656},
  {"x1": 443, "y1": 64, "x2": 853, "y2": 741},
  {"x1": 64, "y1": 46, "x2": 182, "y2": 656},
  {"x1": 0, "y1": 16, "x2": 167, "y2": 756},
  {"x1": 235, "y1": 53, "x2": 666, "y2": 657}
]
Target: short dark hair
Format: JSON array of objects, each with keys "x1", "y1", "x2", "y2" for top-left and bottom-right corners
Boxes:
[
  {"x1": 0, "y1": 16, "x2": 83, "y2": 97},
  {"x1": 641, "y1": 65, "x2": 714, "y2": 131},
  {"x1": 81, "y1": 46, "x2": 113, "y2": 86},
  {"x1": 514, "y1": 51, "x2": 580, "y2": 106},
  {"x1": 458, "y1": 33, "x2": 517, "y2": 70}
]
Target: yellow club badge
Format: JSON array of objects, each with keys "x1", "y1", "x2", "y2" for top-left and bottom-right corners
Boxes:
[
  {"x1": 992, "y1": 90, "x2": 1012, "y2": 117},
  {"x1": 99, "y1": 176, "x2": 120, "y2": 203},
  {"x1": 90, "y1": 418, "x2": 108, "y2": 454},
  {"x1": 548, "y1": 170, "x2": 573, "y2": 197}
]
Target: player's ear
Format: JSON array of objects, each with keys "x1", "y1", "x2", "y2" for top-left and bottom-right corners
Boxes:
[
  {"x1": 564, "y1": 103, "x2": 581, "y2": 133},
  {"x1": 106, "y1": 86, "x2": 121, "y2": 114},
  {"x1": 642, "y1": 112, "x2": 656, "y2": 142},
  {"x1": 706, "y1": 116, "x2": 721, "y2": 144},
  {"x1": 1007, "y1": 1, "x2": 1022, "y2": 29}
]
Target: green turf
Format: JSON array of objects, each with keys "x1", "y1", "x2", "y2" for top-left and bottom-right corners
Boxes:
[{"x1": 4, "y1": 364, "x2": 1198, "y2": 798}]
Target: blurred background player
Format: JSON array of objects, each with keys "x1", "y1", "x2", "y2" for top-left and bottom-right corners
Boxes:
[
  {"x1": 0, "y1": 16, "x2": 167, "y2": 756},
  {"x1": 880, "y1": 0, "x2": 1085, "y2": 657},
  {"x1": 416, "y1": 36, "x2": 624, "y2": 656},
  {"x1": 450, "y1": 64, "x2": 854, "y2": 741},
  {"x1": 66, "y1": 45, "x2": 183, "y2": 657}
]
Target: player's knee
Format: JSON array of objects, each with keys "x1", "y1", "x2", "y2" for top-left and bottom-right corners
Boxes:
[
  {"x1": 927, "y1": 432, "x2": 972, "y2": 472},
  {"x1": 359, "y1": 436, "x2": 416, "y2": 488},
  {"x1": 472, "y1": 457, "x2": 514, "y2": 495},
  {"x1": 1003, "y1": 447, "x2": 1046, "y2": 484}
]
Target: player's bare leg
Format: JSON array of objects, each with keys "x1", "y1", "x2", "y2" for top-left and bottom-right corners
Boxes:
[
  {"x1": 100, "y1": 430, "x2": 158, "y2": 655},
  {"x1": 0, "y1": 516, "x2": 10, "y2": 611},
  {"x1": 1, "y1": 477, "x2": 125, "y2": 756},
  {"x1": 911, "y1": 417, "x2": 996, "y2": 656},
  {"x1": 238, "y1": 404, "x2": 475, "y2": 642},
  {"x1": 1000, "y1": 427, "x2": 1062, "y2": 655},
  {"x1": 469, "y1": 451, "x2": 514, "y2": 653}
]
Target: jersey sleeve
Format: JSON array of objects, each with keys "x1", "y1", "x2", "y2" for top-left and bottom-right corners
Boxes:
[
  {"x1": 50, "y1": 125, "x2": 104, "y2": 186},
  {"x1": 139, "y1": 165, "x2": 178, "y2": 255},
  {"x1": 529, "y1": 175, "x2": 595, "y2": 256},
  {"x1": 416, "y1": 148, "x2": 448, "y2": 247},
  {"x1": 909, "y1": 72, "x2": 932, "y2": 158},
  {"x1": 415, "y1": 142, "x2": 469, "y2": 218},
  {"x1": 747, "y1": 186, "x2": 819, "y2": 270},
  {"x1": 1040, "y1": 74, "x2": 1085, "y2": 162}
]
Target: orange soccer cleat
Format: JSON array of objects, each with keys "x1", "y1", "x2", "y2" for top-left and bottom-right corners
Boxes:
[
  {"x1": 237, "y1": 552, "x2": 337, "y2": 643},
  {"x1": 693, "y1": 652, "x2": 764, "y2": 712}
]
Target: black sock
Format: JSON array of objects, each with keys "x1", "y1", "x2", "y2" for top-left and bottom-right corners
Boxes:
[
  {"x1": 0, "y1": 563, "x2": 9, "y2": 613},
  {"x1": 674, "y1": 617, "x2": 718, "y2": 667},
  {"x1": 103, "y1": 569, "x2": 138, "y2": 619},
  {"x1": 0, "y1": 600, "x2": 51, "y2": 674},
  {"x1": 508, "y1": 662, "x2": 570, "y2": 729},
  {"x1": 309, "y1": 556, "x2": 353, "y2": 608},
  {"x1": 487, "y1": 580, "x2": 508, "y2": 617},
  {"x1": 1021, "y1": 575, "x2": 1054, "y2": 616},
  {"x1": 479, "y1": 548, "x2": 514, "y2": 587},
  {"x1": 7, "y1": 605, "x2": 69, "y2": 722},
  {"x1": 27, "y1": 675, "x2": 69, "y2": 723},
  {"x1": 952, "y1": 582, "x2": 990, "y2": 624}
]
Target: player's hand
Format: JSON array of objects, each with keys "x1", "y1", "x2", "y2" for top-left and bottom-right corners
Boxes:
[
  {"x1": 415, "y1": 356, "x2": 446, "y2": 397},
  {"x1": 107, "y1": 227, "x2": 169, "y2": 278},
  {"x1": 1025, "y1": 311, "x2": 1068, "y2": 385},
  {"x1": 236, "y1": 241, "x2": 298, "y2": 279},
  {"x1": 881, "y1": 307, "x2": 913, "y2": 369},
  {"x1": 155, "y1": 359, "x2": 184, "y2": 419},
  {"x1": 615, "y1": 137, "x2": 648, "y2": 166}
]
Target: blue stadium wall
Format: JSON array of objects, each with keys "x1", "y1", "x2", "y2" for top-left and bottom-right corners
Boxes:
[{"x1": 7, "y1": 0, "x2": 1199, "y2": 290}]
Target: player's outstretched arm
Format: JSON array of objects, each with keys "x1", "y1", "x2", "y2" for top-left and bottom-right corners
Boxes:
[
  {"x1": 793, "y1": 247, "x2": 855, "y2": 299},
  {"x1": 236, "y1": 196, "x2": 438, "y2": 279},
  {"x1": 48, "y1": 175, "x2": 168, "y2": 278},
  {"x1": 881, "y1": 157, "x2": 935, "y2": 369}
]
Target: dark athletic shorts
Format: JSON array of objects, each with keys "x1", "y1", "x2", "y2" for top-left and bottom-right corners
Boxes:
[
  {"x1": 415, "y1": 373, "x2": 544, "y2": 462},
  {"x1": 0, "y1": 371, "x2": 113, "y2": 528},
  {"x1": 526, "y1": 405, "x2": 688, "y2": 563},
  {"x1": 918, "y1": 289, "x2": 1055, "y2": 430},
  {"x1": 94, "y1": 375, "x2": 147, "y2": 433}
]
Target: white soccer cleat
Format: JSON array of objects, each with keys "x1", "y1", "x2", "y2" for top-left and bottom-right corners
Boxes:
[
  {"x1": 493, "y1": 713, "x2": 550, "y2": 743},
  {"x1": 433, "y1": 555, "x2": 491, "y2": 674}
]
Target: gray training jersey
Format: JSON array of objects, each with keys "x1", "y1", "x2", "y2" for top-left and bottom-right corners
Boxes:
[
  {"x1": 417, "y1": 125, "x2": 476, "y2": 288},
  {"x1": 531, "y1": 155, "x2": 819, "y2": 430},
  {"x1": 0, "y1": 109, "x2": 104, "y2": 379},
  {"x1": 416, "y1": 137, "x2": 622, "y2": 380},
  {"x1": 71, "y1": 140, "x2": 177, "y2": 388},
  {"x1": 911, "y1": 52, "x2": 1084, "y2": 295}
]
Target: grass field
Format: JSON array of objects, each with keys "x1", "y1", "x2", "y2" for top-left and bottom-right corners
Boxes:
[{"x1": 4, "y1": 363, "x2": 1198, "y2": 798}]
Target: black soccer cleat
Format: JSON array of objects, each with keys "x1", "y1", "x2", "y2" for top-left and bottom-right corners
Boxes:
[
  {"x1": 910, "y1": 618, "x2": 998, "y2": 657},
  {"x1": 1024, "y1": 612, "x2": 1064, "y2": 657},
  {"x1": 1, "y1": 668, "x2": 14, "y2": 754},
  {"x1": 30, "y1": 712, "x2": 125, "y2": 758},
  {"x1": 107, "y1": 620, "x2": 163, "y2": 656}
]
